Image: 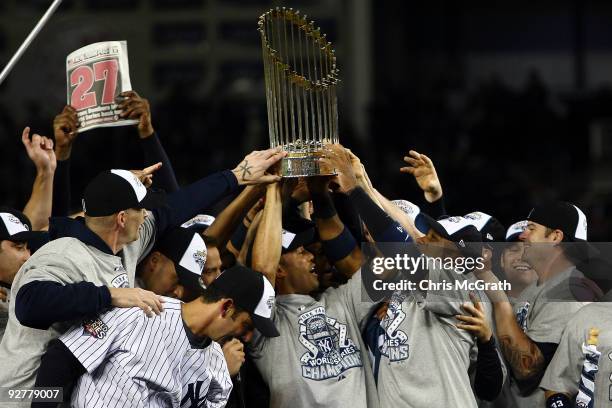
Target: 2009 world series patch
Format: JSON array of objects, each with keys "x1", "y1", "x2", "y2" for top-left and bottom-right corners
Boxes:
[
  {"x1": 82, "y1": 318, "x2": 109, "y2": 339},
  {"x1": 298, "y1": 306, "x2": 362, "y2": 381}
]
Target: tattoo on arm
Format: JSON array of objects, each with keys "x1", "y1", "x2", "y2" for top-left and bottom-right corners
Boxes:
[
  {"x1": 498, "y1": 335, "x2": 545, "y2": 380},
  {"x1": 239, "y1": 160, "x2": 253, "y2": 181}
]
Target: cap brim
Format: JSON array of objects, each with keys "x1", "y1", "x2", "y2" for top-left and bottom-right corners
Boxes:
[
  {"x1": 137, "y1": 189, "x2": 167, "y2": 210},
  {"x1": 418, "y1": 213, "x2": 451, "y2": 240},
  {"x1": 505, "y1": 233, "x2": 522, "y2": 242},
  {"x1": 414, "y1": 213, "x2": 431, "y2": 234},
  {"x1": 252, "y1": 314, "x2": 280, "y2": 337},
  {"x1": 10, "y1": 230, "x2": 46, "y2": 243}
]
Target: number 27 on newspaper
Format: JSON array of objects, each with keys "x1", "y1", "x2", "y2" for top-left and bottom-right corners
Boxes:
[{"x1": 66, "y1": 41, "x2": 138, "y2": 133}]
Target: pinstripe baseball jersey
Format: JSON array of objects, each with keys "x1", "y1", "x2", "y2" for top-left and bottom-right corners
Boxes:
[{"x1": 61, "y1": 297, "x2": 232, "y2": 408}]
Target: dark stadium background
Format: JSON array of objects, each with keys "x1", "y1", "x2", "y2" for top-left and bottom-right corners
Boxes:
[{"x1": 1, "y1": 0, "x2": 612, "y2": 239}]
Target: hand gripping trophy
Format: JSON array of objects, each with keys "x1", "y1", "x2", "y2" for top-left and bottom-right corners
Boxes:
[{"x1": 258, "y1": 8, "x2": 340, "y2": 177}]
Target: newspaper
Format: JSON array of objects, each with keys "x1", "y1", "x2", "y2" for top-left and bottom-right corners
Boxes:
[{"x1": 66, "y1": 41, "x2": 138, "y2": 133}]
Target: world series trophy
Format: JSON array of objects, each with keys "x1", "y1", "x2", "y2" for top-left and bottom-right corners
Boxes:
[{"x1": 258, "y1": 8, "x2": 340, "y2": 177}]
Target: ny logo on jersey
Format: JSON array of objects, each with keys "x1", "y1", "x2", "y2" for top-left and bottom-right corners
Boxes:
[
  {"x1": 181, "y1": 381, "x2": 206, "y2": 407},
  {"x1": 317, "y1": 338, "x2": 333, "y2": 353}
]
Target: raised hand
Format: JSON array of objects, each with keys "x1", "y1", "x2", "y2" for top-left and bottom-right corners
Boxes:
[
  {"x1": 319, "y1": 144, "x2": 357, "y2": 194},
  {"x1": 231, "y1": 148, "x2": 286, "y2": 185},
  {"x1": 117, "y1": 90, "x2": 154, "y2": 139},
  {"x1": 22, "y1": 127, "x2": 56, "y2": 174},
  {"x1": 52, "y1": 105, "x2": 78, "y2": 160},
  {"x1": 346, "y1": 149, "x2": 366, "y2": 181},
  {"x1": 130, "y1": 162, "x2": 162, "y2": 188},
  {"x1": 400, "y1": 150, "x2": 443, "y2": 202}
]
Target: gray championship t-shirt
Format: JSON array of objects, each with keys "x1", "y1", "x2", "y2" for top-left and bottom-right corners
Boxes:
[
  {"x1": 540, "y1": 302, "x2": 612, "y2": 407},
  {"x1": 505, "y1": 266, "x2": 599, "y2": 408},
  {"x1": 0, "y1": 215, "x2": 155, "y2": 398},
  {"x1": 250, "y1": 270, "x2": 379, "y2": 408},
  {"x1": 376, "y1": 266, "x2": 492, "y2": 408}
]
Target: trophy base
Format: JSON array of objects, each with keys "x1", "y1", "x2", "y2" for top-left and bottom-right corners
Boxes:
[{"x1": 282, "y1": 152, "x2": 333, "y2": 177}]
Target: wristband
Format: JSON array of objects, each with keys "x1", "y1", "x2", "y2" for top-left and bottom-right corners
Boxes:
[
  {"x1": 546, "y1": 393, "x2": 570, "y2": 408},
  {"x1": 322, "y1": 226, "x2": 357, "y2": 264},
  {"x1": 311, "y1": 192, "x2": 337, "y2": 220},
  {"x1": 230, "y1": 222, "x2": 248, "y2": 250}
]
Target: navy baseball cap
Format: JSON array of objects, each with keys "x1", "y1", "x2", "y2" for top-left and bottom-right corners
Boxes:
[
  {"x1": 156, "y1": 227, "x2": 207, "y2": 293},
  {"x1": 281, "y1": 215, "x2": 317, "y2": 254},
  {"x1": 527, "y1": 201, "x2": 587, "y2": 242},
  {"x1": 464, "y1": 211, "x2": 505, "y2": 242},
  {"x1": 419, "y1": 214, "x2": 483, "y2": 256},
  {"x1": 281, "y1": 228, "x2": 317, "y2": 253},
  {"x1": 82, "y1": 169, "x2": 166, "y2": 216},
  {"x1": 209, "y1": 264, "x2": 279, "y2": 337}
]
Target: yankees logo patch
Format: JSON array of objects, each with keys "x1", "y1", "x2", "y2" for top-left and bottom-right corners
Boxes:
[
  {"x1": 82, "y1": 318, "x2": 109, "y2": 339},
  {"x1": 298, "y1": 306, "x2": 362, "y2": 381},
  {"x1": 111, "y1": 270, "x2": 129, "y2": 288},
  {"x1": 379, "y1": 291, "x2": 409, "y2": 362}
]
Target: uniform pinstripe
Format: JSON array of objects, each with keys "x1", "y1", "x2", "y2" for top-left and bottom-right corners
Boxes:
[{"x1": 60, "y1": 297, "x2": 232, "y2": 408}]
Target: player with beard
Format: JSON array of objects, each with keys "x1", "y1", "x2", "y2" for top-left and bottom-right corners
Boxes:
[{"x1": 472, "y1": 201, "x2": 602, "y2": 408}]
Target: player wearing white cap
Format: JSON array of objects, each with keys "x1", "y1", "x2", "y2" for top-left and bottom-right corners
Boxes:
[
  {"x1": 0, "y1": 126, "x2": 58, "y2": 341},
  {"x1": 0, "y1": 208, "x2": 47, "y2": 341}
]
